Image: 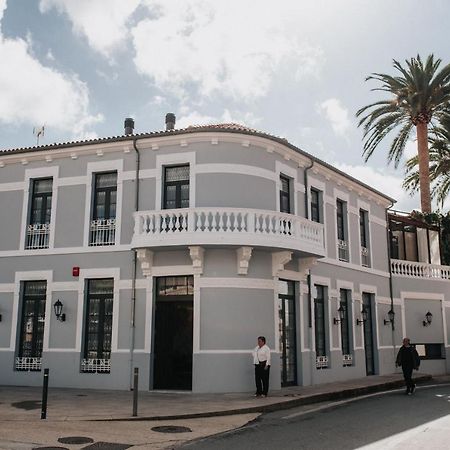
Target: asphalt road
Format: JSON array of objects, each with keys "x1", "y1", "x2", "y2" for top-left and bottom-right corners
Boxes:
[{"x1": 182, "y1": 384, "x2": 450, "y2": 450}]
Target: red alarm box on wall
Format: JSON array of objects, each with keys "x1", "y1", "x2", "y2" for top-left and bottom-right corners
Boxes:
[{"x1": 72, "y1": 267, "x2": 80, "y2": 277}]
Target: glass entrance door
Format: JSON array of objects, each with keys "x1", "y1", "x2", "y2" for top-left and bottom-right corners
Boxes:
[
  {"x1": 153, "y1": 276, "x2": 194, "y2": 390},
  {"x1": 278, "y1": 280, "x2": 297, "y2": 386},
  {"x1": 362, "y1": 292, "x2": 375, "y2": 376}
]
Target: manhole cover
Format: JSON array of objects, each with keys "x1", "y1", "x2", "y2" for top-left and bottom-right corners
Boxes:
[
  {"x1": 32, "y1": 447, "x2": 68, "y2": 450},
  {"x1": 12, "y1": 400, "x2": 41, "y2": 410},
  {"x1": 152, "y1": 426, "x2": 192, "y2": 433},
  {"x1": 76, "y1": 394, "x2": 87, "y2": 397},
  {"x1": 81, "y1": 443, "x2": 132, "y2": 450},
  {"x1": 58, "y1": 437, "x2": 94, "y2": 445}
]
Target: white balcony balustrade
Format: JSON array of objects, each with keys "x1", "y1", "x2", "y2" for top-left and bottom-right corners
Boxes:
[
  {"x1": 131, "y1": 208, "x2": 325, "y2": 256},
  {"x1": 391, "y1": 259, "x2": 450, "y2": 281},
  {"x1": 25, "y1": 223, "x2": 50, "y2": 249},
  {"x1": 89, "y1": 218, "x2": 116, "y2": 246},
  {"x1": 337, "y1": 239, "x2": 349, "y2": 262}
]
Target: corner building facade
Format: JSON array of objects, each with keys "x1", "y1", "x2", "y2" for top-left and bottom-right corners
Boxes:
[{"x1": 0, "y1": 122, "x2": 448, "y2": 392}]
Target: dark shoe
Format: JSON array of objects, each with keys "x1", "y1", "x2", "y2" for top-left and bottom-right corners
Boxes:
[
  {"x1": 254, "y1": 393, "x2": 261, "y2": 397},
  {"x1": 411, "y1": 384, "x2": 416, "y2": 394}
]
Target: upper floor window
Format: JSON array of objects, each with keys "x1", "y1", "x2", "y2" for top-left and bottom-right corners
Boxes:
[
  {"x1": 310, "y1": 188, "x2": 322, "y2": 223},
  {"x1": 359, "y1": 209, "x2": 370, "y2": 267},
  {"x1": 163, "y1": 165, "x2": 190, "y2": 209},
  {"x1": 26, "y1": 178, "x2": 53, "y2": 249},
  {"x1": 90, "y1": 172, "x2": 117, "y2": 246},
  {"x1": 15, "y1": 281, "x2": 46, "y2": 371},
  {"x1": 81, "y1": 278, "x2": 114, "y2": 374},
  {"x1": 279, "y1": 175, "x2": 291, "y2": 214},
  {"x1": 336, "y1": 199, "x2": 348, "y2": 261}
]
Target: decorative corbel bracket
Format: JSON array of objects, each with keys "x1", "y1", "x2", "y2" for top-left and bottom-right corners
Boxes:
[
  {"x1": 189, "y1": 246, "x2": 205, "y2": 275},
  {"x1": 272, "y1": 251, "x2": 293, "y2": 276},
  {"x1": 136, "y1": 249, "x2": 153, "y2": 277},
  {"x1": 237, "y1": 246, "x2": 253, "y2": 275},
  {"x1": 298, "y1": 257, "x2": 318, "y2": 281}
]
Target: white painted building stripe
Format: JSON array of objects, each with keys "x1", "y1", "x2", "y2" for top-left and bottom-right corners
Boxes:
[{"x1": 198, "y1": 277, "x2": 276, "y2": 290}]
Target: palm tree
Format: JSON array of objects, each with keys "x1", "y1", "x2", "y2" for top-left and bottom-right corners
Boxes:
[
  {"x1": 403, "y1": 116, "x2": 450, "y2": 208},
  {"x1": 356, "y1": 55, "x2": 450, "y2": 213}
]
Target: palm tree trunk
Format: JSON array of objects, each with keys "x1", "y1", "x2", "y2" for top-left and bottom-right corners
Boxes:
[{"x1": 416, "y1": 122, "x2": 432, "y2": 213}]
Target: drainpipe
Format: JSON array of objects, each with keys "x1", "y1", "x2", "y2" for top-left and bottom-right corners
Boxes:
[
  {"x1": 129, "y1": 137, "x2": 140, "y2": 389},
  {"x1": 385, "y1": 203, "x2": 396, "y2": 366},
  {"x1": 303, "y1": 159, "x2": 314, "y2": 384}
]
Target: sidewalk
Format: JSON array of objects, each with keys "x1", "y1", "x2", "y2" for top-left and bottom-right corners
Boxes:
[{"x1": 0, "y1": 373, "x2": 441, "y2": 423}]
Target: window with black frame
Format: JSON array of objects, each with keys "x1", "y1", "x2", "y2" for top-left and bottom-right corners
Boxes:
[
  {"x1": 26, "y1": 178, "x2": 52, "y2": 249},
  {"x1": 314, "y1": 285, "x2": 328, "y2": 369},
  {"x1": 163, "y1": 165, "x2": 190, "y2": 209},
  {"x1": 90, "y1": 172, "x2": 117, "y2": 246},
  {"x1": 336, "y1": 199, "x2": 348, "y2": 261},
  {"x1": 340, "y1": 289, "x2": 352, "y2": 365},
  {"x1": 359, "y1": 209, "x2": 370, "y2": 266},
  {"x1": 310, "y1": 188, "x2": 322, "y2": 223},
  {"x1": 16, "y1": 281, "x2": 46, "y2": 371},
  {"x1": 82, "y1": 279, "x2": 114, "y2": 373},
  {"x1": 279, "y1": 175, "x2": 291, "y2": 214}
]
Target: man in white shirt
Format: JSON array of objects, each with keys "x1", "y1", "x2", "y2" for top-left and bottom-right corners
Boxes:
[{"x1": 252, "y1": 336, "x2": 271, "y2": 397}]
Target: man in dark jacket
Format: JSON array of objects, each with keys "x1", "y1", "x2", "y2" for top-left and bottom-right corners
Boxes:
[{"x1": 396, "y1": 337, "x2": 420, "y2": 394}]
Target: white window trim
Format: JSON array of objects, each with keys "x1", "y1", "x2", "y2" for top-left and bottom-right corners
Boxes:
[
  {"x1": 76, "y1": 268, "x2": 121, "y2": 353},
  {"x1": 83, "y1": 160, "x2": 123, "y2": 247},
  {"x1": 19, "y1": 167, "x2": 59, "y2": 251},
  {"x1": 156, "y1": 152, "x2": 196, "y2": 210},
  {"x1": 275, "y1": 161, "x2": 298, "y2": 215},
  {"x1": 333, "y1": 188, "x2": 351, "y2": 263},
  {"x1": 357, "y1": 199, "x2": 373, "y2": 268},
  {"x1": 10, "y1": 270, "x2": 53, "y2": 352}
]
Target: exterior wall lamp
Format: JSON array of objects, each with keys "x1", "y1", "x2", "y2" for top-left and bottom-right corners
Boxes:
[
  {"x1": 334, "y1": 305, "x2": 345, "y2": 325},
  {"x1": 53, "y1": 299, "x2": 66, "y2": 322},
  {"x1": 423, "y1": 311, "x2": 433, "y2": 327},
  {"x1": 384, "y1": 308, "x2": 395, "y2": 326},
  {"x1": 356, "y1": 307, "x2": 368, "y2": 326},
  {"x1": 0, "y1": 312, "x2": 2, "y2": 322}
]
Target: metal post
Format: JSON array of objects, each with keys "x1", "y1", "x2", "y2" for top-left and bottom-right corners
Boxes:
[
  {"x1": 132, "y1": 367, "x2": 139, "y2": 417},
  {"x1": 41, "y1": 368, "x2": 49, "y2": 420}
]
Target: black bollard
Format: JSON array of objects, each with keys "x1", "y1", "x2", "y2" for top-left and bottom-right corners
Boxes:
[
  {"x1": 41, "y1": 368, "x2": 49, "y2": 420},
  {"x1": 132, "y1": 367, "x2": 139, "y2": 417}
]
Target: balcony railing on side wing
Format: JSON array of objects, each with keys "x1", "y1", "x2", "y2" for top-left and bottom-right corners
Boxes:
[
  {"x1": 390, "y1": 259, "x2": 450, "y2": 281},
  {"x1": 25, "y1": 223, "x2": 50, "y2": 249},
  {"x1": 89, "y1": 218, "x2": 116, "y2": 246}
]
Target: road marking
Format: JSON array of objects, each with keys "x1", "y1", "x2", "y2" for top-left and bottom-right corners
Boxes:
[{"x1": 282, "y1": 383, "x2": 450, "y2": 419}]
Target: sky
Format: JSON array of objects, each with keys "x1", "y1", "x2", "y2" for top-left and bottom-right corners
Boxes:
[{"x1": 0, "y1": 0, "x2": 449, "y2": 212}]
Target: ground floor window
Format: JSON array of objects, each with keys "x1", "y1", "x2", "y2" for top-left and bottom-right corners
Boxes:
[
  {"x1": 340, "y1": 288, "x2": 352, "y2": 366},
  {"x1": 81, "y1": 278, "x2": 114, "y2": 373},
  {"x1": 314, "y1": 285, "x2": 328, "y2": 369}
]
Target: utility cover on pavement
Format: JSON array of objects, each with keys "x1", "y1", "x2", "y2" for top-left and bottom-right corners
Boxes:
[
  {"x1": 12, "y1": 400, "x2": 41, "y2": 410},
  {"x1": 58, "y1": 437, "x2": 94, "y2": 445},
  {"x1": 81, "y1": 443, "x2": 132, "y2": 450},
  {"x1": 152, "y1": 425, "x2": 192, "y2": 433}
]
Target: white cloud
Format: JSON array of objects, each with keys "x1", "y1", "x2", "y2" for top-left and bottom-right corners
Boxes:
[
  {"x1": 39, "y1": 0, "x2": 140, "y2": 59},
  {"x1": 333, "y1": 163, "x2": 420, "y2": 211},
  {"x1": 319, "y1": 98, "x2": 351, "y2": 137},
  {"x1": 0, "y1": 1, "x2": 102, "y2": 138},
  {"x1": 131, "y1": 1, "x2": 323, "y2": 101}
]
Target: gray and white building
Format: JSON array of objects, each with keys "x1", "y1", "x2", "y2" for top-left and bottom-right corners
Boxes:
[{"x1": 0, "y1": 116, "x2": 449, "y2": 392}]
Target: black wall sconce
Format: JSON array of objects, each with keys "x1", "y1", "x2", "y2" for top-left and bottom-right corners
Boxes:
[
  {"x1": 0, "y1": 312, "x2": 2, "y2": 322},
  {"x1": 53, "y1": 299, "x2": 66, "y2": 322},
  {"x1": 356, "y1": 307, "x2": 368, "y2": 325},
  {"x1": 423, "y1": 311, "x2": 433, "y2": 327},
  {"x1": 384, "y1": 308, "x2": 395, "y2": 326},
  {"x1": 334, "y1": 305, "x2": 345, "y2": 324}
]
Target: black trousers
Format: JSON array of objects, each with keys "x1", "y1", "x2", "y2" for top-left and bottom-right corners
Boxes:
[
  {"x1": 255, "y1": 362, "x2": 270, "y2": 395},
  {"x1": 402, "y1": 367, "x2": 414, "y2": 392}
]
